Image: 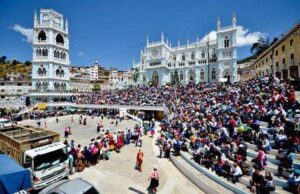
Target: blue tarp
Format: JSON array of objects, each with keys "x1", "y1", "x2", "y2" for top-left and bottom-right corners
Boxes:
[{"x1": 0, "y1": 154, "x2": 32, "y2": 194}]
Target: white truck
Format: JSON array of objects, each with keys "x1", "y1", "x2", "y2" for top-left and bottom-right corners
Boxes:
[
  {"x1": 0, "y1": 125, "x2": 69, "y2": 190},
  {"x1": 0, "y1": 118, "x2": 12, "y2": 128}
]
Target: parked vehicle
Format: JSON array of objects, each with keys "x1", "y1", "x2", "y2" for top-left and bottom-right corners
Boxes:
[
  {"x1": 0, "y1": 154, "x2": 32, "y2": 194},
  {"x1": 39, "y1": 178, "x2": 100, "y2": 194},
  {"x1": 0, "y1": 118, "x2": 12, "y2": 128},
  {"x1": 0, "y1": 125, "x2": 69, "y2": 190}
]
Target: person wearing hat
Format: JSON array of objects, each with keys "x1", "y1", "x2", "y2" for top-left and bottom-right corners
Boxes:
[
  {"x1": 148, "y1": 165, "x2": 159, "y2": 193},
  {"x1": 288, "y1": 169, "x2": 300, "y2": 193}
]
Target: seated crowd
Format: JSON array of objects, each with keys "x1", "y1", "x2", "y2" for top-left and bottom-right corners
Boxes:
[
  {"x1": 153, "y1": 76, "x2": 299, "y2": 193},
  {"x1": 20, "y1": 75, "x2": 299, "y2": 193}
]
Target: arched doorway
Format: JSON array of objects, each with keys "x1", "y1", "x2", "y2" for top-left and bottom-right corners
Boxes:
[
  {"x1": 282, "y1": 69, "x2": 288, "y2": 80},
  {"x1": 151, "y1": 71, "x2": 159, "y2": 86},
  {"x1": 290, "y1": 65, "x2": 299, "y2": 79},
  {"x1": 188, "y1": 69, "x2": 195, "y2": 83},
  {"x1": 223, "y1": 69, "x2": 232, "y2": 83}
]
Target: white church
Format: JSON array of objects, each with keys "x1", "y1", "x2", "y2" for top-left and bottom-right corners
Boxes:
[
  {"x1": 133, "y1": 14, "x2": 238, "y2": 85},
  {"x1": 31, "y1": 9, "x2": 70, "y2": 92}
]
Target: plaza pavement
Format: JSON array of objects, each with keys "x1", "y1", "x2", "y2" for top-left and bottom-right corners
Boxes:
[{"x1": 19, "y1": 115, "x2": 204, "y2": 194}]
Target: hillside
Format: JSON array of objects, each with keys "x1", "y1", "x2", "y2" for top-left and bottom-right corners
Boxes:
[{"x1": 0, "y1": 63, "x2": 32, "y2": 80}]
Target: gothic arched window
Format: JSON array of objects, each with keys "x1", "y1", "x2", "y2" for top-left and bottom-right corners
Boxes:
[
  {"x1": 36, "y1": 49, "x2": 42, "y2": 57},
  {"x1": 42, "y1": 49, "x2": 48, "y2": 56},
  {"x1": 212, "y1": 68, "x2": 216, "y2": 80},
  {"x1": 181, "y1": 53, "x2": 185, "y2": 61},
  {"x1": 191, "y1": 51, "x2": 195, "y2": 60},
  {"x1": 38, "y1": 31, "x2": 46, "y2": 41},
  {"x1": 173, "y1": 55, "x2": 176, "y2": 61},
  {"x1": 56, "y1": 69, "x2": 60, "y2": 77},
  {"x1": 180, "y1": 71, "x2": 184, "y2": 81},
  {"x1": 60, "y1": 69, "x2": 65, "y2": 77},
  {"x1": 201, "y1": 50, "x2": 205, "y2": 59},
  {"x1": 170, "y1": 72, "x2": 174, "y2": 83},
  {"x1": 56, "y1": 34, "x2": 64, "y2": 45},
  {"x1": 224, "y1": 36, "x2": 230, "y2": 48},
  {"x1": 200, "y1": 69, "x2": 204, "y2": 81}
]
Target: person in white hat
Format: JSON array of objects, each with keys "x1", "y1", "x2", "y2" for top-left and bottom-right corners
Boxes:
[{"x1": 148, "y1": 165, "x2": 159, "y2": 193}]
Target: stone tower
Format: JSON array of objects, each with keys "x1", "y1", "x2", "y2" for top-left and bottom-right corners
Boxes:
[
  {"x1": 216, "y1": 13, "x2": 238, "y2": 83},
  {"x1": 32, "y1": 9, "x2": 70, "y2": 92}
]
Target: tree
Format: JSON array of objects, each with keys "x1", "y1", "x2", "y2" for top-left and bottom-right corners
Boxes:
[
  {"x1": 250, "y1": 37, "x2": 269, "y2": 56},
  {"x1": 132, "y1": 67, "x2": 139, "y2": 83},
  {"x1": 11, "y1": 60, "x2": 19, "y2": 66},
  {"x1": 0, "y1": 56, "x2": 7, "y2": 64},
  {"x1": 24, "y1": 61, "x2": 32, "y2": 66},
  {"x1": 270, "y1": 37, "x2": 278, "y2": 46},
  {"x1": 93, "y1": 84, "x2": 101, "y2": 92}
]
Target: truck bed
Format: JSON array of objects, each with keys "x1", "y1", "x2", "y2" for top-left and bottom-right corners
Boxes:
[{"x1": 0, "y1": 125, "x2": 60, "y2": 164}]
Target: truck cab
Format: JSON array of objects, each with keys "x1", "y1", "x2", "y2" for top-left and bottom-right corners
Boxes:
[
  {"x1": 23, "y1": 142, "x2": 69, "y2": 190},
  {"x1": 0, "y1": 118, "x2": 12, "y2": 128}
]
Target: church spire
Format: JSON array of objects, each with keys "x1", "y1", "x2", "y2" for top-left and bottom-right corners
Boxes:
[
  {"x1": 34, "y1": 10, "x2": 38, "y2": 27},
  {"x1": 161, "y1": 31, "x2": 164, "y2": 42},
  {"x1": 177, "y1": 39, "x2": 180, "y2": 47},
  {"x1": 65, "y1": 18, "x2": 69, "y2": 33},
  {"x1": 217, "y1": 17, "x2": 221, "y2": 31},
  {"x1": 146, "y1": 35, "x2": 149, "y2": 46},
  {"x1": 232, "y1": 12, "x2": 237, "y2": 28}
]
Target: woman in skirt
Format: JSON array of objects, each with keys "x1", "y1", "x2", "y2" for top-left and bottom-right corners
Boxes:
[{"x1": 148, "y1": 165, "x2": 159, "y2": 193}]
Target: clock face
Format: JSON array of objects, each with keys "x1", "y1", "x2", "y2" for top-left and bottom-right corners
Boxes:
[
  {"x1": 54, "y1": 17, "x2": 61, "y2": 24},
  {"x1": 43, "y1": 14, "x2": 49, "y2": 21},
  {"x1": 152, "y1": 49, "x2": 159, "y2": 58}
]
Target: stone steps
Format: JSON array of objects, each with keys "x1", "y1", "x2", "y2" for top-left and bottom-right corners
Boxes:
[
  {"x1": 185, "y1": 150, "x2": 291, "y2": 194},
  {"x1": 180, "y1": 151, "x2": 251, "y2": 194},
  {"x1": 170, "y1": 153, "x2": 233, "y2": 194},
  {"x1": 245, "y1": 142, "x2": 300, "y2": 161}
]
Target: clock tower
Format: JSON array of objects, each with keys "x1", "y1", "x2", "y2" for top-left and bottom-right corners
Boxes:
[{"x1": 32, "y1": 9, "x2": 70, "y2": 92}]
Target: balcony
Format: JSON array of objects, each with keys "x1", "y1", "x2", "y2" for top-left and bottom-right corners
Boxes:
[
  {"x1": 35, "y1": 56, "x2": 48, "y2": 61},
  {"x1": 56, "y1": 42, "x2": 64, "y2": 47},
  {"x1": 198, "y1": 59, "x2": 207, "y2": 64},
  {"x1": 188, "y1": 61, "x2": 196, "y2": 66},
  {"x1": 37, "y1": 39, "x2": 47, "y2": 43},
  {"x1": 149, "y1": 61, "x2": 161, "y2": 66},
  {"x1": 179, "y1": 62, "x2": 185, "y2": 67},
  {"x1": 209, "y1": 57, "x2": 217, "y2": 63}
]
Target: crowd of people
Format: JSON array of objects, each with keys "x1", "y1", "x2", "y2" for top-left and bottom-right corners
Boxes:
[
  {"x1": 64, "y1": 119, "x2": 145, "y2": 173},
  {"x1": 71, "y1": 75, "x2": 300, "y2": 193},
  {"x1": 155, "y1": 76, "x2": 300, "y2": 193}
]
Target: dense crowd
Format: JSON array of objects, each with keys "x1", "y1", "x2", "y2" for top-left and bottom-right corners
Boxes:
[
  {"x1": 154, "y1": 76, "x2": 300, "y2": 193},
  {"x1": 5, "y1": 75, "x2": 300, "y2": 193},
  {"x1": 63, "y1": 116, "x2": 152, "y2": 174},
  {"x1": 76, "y1": 75, "x2": 300, "y2": 193}
]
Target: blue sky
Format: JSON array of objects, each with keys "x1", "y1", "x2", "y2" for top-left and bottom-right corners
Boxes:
[{"x1": 0, "y1": 0, "x2": 299, "y2": 70}]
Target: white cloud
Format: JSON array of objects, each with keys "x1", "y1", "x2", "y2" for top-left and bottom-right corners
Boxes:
[
  {"x1": 11, "y1": 24, "x2": 33, "y2": 43},
  {"x1": 201, "y1": 25, "x2": 266, "y2": 47},
  {"x1": 78, "y1": 51, "x2": 84, "y2": 57}
]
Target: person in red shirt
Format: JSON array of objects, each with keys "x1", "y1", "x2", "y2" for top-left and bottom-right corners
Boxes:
[{"x1": 136, "y1": 149, "x2": 144, "y2": 172}]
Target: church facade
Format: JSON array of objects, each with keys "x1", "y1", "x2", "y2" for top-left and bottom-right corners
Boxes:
[
  {"x1": 32, "y1": 9, "x2": 70, "y2": 91},
  {"x1": 133, "y1": 14, "x2": 238, "y2": 85}
]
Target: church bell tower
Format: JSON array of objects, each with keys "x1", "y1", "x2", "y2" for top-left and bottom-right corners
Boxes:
[{"x1": 32, "y1": 9, "x2": 70, "y2": 92}]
